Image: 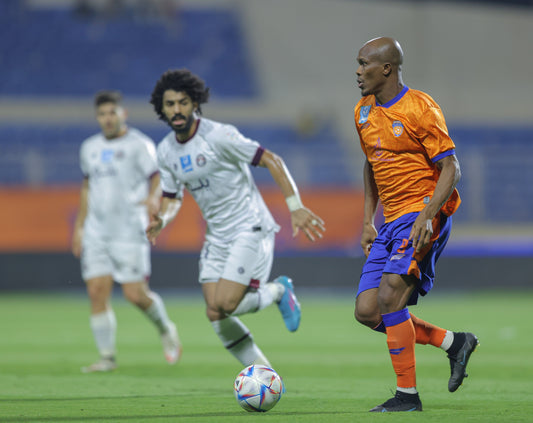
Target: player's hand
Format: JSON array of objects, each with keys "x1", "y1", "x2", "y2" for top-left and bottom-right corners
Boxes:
[
  {"x1": 142, "y1": 195, "x2": 161, "y2": 219},
  {"x1": 146, "y1": 215, "x2": 163, "y2": 246},
  {"x1": 360, "y1": 223, "x2": 377, "y2": 258},
  {"x1": 409, "y1": 214, "x2": 434, "y2": 253},
  {"x1": 290, "y1": 208, "x2": 325, "y2": 242}
]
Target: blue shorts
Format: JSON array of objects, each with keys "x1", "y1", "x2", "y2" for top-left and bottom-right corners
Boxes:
[{"x1": 357, "y1": 212, "x2": 452, "y2": 305}]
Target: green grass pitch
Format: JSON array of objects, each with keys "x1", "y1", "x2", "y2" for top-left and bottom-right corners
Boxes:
[{"x1": 1, "y1": 289, "x2": 532, "y2": 422}]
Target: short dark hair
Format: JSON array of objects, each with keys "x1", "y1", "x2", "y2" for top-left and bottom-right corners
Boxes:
[
  {"x1": 150, "y1": 69, "x2": 210, "y2": 120},
  {"x1": 94, "y1": 90, "x2": 122, "y2": 108}
]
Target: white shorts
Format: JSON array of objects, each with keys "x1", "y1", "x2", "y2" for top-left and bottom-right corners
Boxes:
[
  {"x1": 81, "y1": 236, "x2": 151, "y2": 284},
  {"x1": 199, "y1": 230, "x2": 275, "y2": 287}
]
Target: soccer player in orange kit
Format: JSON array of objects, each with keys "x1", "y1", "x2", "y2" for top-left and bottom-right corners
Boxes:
[{"x1": 353, "y1": 37, "x2": 479, "y2": 412}]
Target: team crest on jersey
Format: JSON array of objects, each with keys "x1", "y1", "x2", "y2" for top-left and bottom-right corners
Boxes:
[
  {"x1": 358, "y1": 105, "x2": 371, "y2": 124},
  {"x1": 180, "y1": 155, "x2": 194, "y2": 173},
  {"x1": 101, "y1": 149, "x2": 114, "y2": 163},
  {"x1": 196, "y1": 154, "x2": 207, "y2": 167},
  {"x1": 392, "y1": 121, "x2": 404, "y2": 137},
  {"x1": 115, "y1": 150, "x2": 125, "y2": 160}
]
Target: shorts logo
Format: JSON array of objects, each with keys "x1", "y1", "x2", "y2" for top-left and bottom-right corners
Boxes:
[
  {"x1": 359, "y1": 105, "x2": 371, "y2": 124},
  {"x1": 196, "y1": 154, "x2": 206, "y2": 167},
  {"x1": 238, "y1": 267, "x2": 245, "y2": 274},
  {"x1": 180, "y1": 155, "x2": 193, "y2": 173},
  {"x1": 391, "y1": 253, "x2": 405, "y2": 261},
  {"x1": 392, "y1": 121, "x2": 404, "y2": 137}
]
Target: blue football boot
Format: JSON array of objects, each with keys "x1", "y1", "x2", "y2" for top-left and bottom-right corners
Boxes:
[{"x1": 274, "y1": 276, "x2": 301, "y2": 332}]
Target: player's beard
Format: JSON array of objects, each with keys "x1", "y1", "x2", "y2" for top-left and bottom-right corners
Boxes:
[
  {"x1": 168, "y1": 113, "x2": 195, "y2": 135},
  {"x1": 103, "y1": 122, "x2": 124, "y2": 139}
]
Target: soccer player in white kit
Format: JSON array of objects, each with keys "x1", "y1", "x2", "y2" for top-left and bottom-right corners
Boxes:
[
  {"x1": 146, "y1": 70, "x2": 326, "y2": 368},
  {"x1": 72, "y1": 91, "x2": 182, "y2": 373}
]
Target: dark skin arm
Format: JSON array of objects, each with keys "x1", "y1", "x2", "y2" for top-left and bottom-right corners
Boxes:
[
  {"x1": 409, "y1": 154, "x2": 461, "y2": 252},
  {"x1": 361, "y1": 159, "x2": 380, "y2": 257}
]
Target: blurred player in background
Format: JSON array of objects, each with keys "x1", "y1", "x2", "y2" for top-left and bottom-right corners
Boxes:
[
  {"x1": 146, "y1": 69, "x2": 325, "y2": 369},
  {"x1": 72, "y1": 90, "x2": 181, "y2": 373},
  {"x1": 353, "y1": 37, "x2": 479, "y2": 412}
]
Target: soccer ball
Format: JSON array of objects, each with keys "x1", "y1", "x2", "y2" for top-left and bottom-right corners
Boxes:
[{"x1": 233, "y1": 364, "x2": 283, "y2": 412}]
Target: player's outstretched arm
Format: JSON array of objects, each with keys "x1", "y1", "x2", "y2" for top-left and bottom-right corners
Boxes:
[
  {"x1": 142, "y1": 172, "x2": 162, "y2": 218},
  {"x1": 146, "y1": 196, "x2": 182, "y2": 245},
  {"x1": 258, "y1": 149, "x2": 325, "y2": 242}
]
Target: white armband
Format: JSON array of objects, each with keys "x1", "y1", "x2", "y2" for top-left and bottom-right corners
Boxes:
[
  {"x1": 285, "y1": 194, "x2": 303, "y2": 212},
  {"x1": 159, "y1": 214, "x2": 171, "y2": 229}
]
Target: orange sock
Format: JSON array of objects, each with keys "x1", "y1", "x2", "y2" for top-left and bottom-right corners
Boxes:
[
  {"x1": 382, "y1": 309, "x2": 416, "y2": 389},
  {"x1": 410, "y1": 313, "x2": 447, "y2": 347}
]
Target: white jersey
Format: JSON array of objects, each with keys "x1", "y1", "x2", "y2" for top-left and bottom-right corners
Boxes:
[
  {"x1": 80, "y1": 127, "x2": 158, "y2": 242},
  {"x1": 157, "y1": 118, "x2": 279, "y2": 242}
]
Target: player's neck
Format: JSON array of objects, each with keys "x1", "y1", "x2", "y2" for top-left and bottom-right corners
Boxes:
[
  {"x1": 375, "y1": 82, "x2": 404, "y2": 106},
  {"x1": 105, "y1": 126, "x2": 128, "y2": 140},
  {"x1": 175, "y1": 119, "x2": 200, "y2": 144}
]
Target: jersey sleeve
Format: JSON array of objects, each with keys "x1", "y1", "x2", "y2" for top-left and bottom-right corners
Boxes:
[
  {"x1": 419, "y1": 106, "x2": 456, "y2": 161},
  {"x1": 354, "y1": 103, "x2": 369, "y2": 159},
  {"x1": 211, "y1": 125, "x2": 262, "y2": 164},
  {"x1": 137, "y1": 138, "x2": 159, "y2": 177},
  {"x1": 79, "y1": 142, "x2": 89, "y2": 177}
]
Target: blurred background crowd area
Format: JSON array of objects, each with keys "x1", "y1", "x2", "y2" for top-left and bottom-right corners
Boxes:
[{"x1": 1, "y1": 0, "x2": 532, "y2": 258}]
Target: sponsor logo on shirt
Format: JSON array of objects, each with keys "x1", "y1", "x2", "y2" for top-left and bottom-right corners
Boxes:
[
  {"x1": 371, "y1": 137, "x2": 394, "y2": 162},
  {"x1": 359, "y1": 105, "x2": 371, "y2": 124},
  {"x1": 101, "y1": 149, "x2": 114, "y2": 163},
  {"x1": 186, "y1": 178, "x2": 210, "y2": 192},
  {"x1": 93, "y1": 166, "x2": 118, "y2": 178},
  {"x1": 180, "y1": 155, "x2": 193, "y2": 173},
  {"x1": 392, "y1": 120, "x2": 404, "y2": 137}
]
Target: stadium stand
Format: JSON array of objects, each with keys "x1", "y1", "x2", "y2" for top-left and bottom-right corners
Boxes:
[{"x1": 0, "y1": 2, "x2": 257, "y2": 98}]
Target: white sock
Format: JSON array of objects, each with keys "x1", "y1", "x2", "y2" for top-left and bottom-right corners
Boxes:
[
  {"x1": 90, "y1": 309, "x2": 117, "y2": 359},
  {"x1": 231, "y1": 282, "x2": 284, "y2": 316},
  {"x1": 145, "y1": 292, "x2": 173, "y2": 334},
  {"x1": 440, "y1": 330, "x2": 454, "y2": 351},
  {"x1": 211, "y1": 316, "x2": 271, "y2": 367},
  {"x1": 397, "y1": 387, "x2": 418, "y2": 394}
]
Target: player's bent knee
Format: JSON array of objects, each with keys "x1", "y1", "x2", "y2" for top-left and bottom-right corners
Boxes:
[
  {"x1": 122, "y1": 286, "x2": 149, "y2": 307},
  {"x1": 218, "y1": 300, "x2": 239, "y2": 316},
  {"x1": 212, "y1": 295, "x2": 241, "y2": 316},
  {"x1": 354, "y1": 307, "x2": 381, "y2": 328},
  {"x1": 206, "y1": 305, "x2": 225, "y2": 322}
]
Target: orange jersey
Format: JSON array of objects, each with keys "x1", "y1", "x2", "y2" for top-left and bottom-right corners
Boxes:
[{"x1": 354, "y1": 86, "x2": 460, "y2": 222}]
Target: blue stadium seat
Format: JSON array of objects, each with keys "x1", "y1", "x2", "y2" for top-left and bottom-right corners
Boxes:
[{"x1": 0, "y1": 6, "x2": 257, "y2": 98}]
